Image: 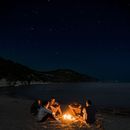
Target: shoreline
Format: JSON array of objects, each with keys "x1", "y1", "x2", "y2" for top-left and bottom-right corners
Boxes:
[
  {"x1": 0, "y1": 85, "x2": 130, "y2": 117},
  {"x1": 0, "y1": 95, "x2": 130, "y2": 130},
  {"x1": 1, "y1": 81, "x2": 130, "y2": 88}
]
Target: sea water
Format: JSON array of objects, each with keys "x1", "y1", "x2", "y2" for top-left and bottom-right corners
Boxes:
[{"x1": 4, "y1": 82, "x2": 130, "y2": 108}]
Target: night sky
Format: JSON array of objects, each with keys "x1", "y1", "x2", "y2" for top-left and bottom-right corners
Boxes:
[{"x1": 0, "y1": 0, "x2": 130, "y2": 81}]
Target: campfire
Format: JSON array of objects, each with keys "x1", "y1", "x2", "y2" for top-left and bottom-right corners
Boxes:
[{"x1": 63, "y1": 114, "x2": 75, "y2": 121}]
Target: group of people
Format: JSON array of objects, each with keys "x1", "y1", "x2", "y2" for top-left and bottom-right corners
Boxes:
[
  {"x1": 30, "y1": 98, "x2": 96, "y2": 126},
  {"x1": 68, "y1": 100, "x2": 96, "y2": 126}
]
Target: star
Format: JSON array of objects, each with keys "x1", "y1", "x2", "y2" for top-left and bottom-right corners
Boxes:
[
  {"x1": 56, "y1": 51, "x2": 59, "y2": 55},
  {"x1": 97, "y1": 20, "x2": 102, "y2": 25},
  {"x1": 32, "y1": 10, "x2": 39, "y2": 15},
  {"x1": 79, "y1": 10, "x2": 84, "y2": 15},
  {"x1": 30, "y1": 25, "x2": 37, "y2": 32},
  {"x1": 48, "y1": 26, "x2": 58, "y2": 32},
  {"x1": 48, "y1": 0, "x2": 51, "y2": 2},
  {"x1": 114, "y1": 47, "x2": 119, "y2": 51},
  {"x1": 26, "y1": 39, "x2": 31, "y2": 43},
  {"x1": 49, "y1": 28, "x2": 53, "y2": 32},
  {"x1": 30, "y1": 27, "x2": 35, "y2": 31},
  {"x1": 60, "y1": 18, "x2": 64, "y2": 23},
  {"x1": 23, "y1": 13, "x2": 28, "y2": 17}
]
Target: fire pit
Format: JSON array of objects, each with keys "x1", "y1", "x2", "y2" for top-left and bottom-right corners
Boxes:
[{"x1": 62, "y1": 114, "x2": 75, "y2": 121}]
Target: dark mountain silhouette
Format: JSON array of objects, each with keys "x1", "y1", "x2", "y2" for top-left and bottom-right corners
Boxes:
[
  {"x1": 39, "y1": 69, "x2": 97, "y2": 82},
  {"x1": 0, "y1": 57, "x2": 98, "y2": 86}
]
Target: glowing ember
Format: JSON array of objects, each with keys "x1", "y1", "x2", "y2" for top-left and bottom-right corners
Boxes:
[{"x1": 63, "y1": 114, "x2": 75, "y2": 121}]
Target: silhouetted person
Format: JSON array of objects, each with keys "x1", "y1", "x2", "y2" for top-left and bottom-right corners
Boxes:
[
  {"x1": 68, "y1": 102, "x2": 82, "y2": 116},
  {"x1": 36, "y1": 101, "x2": 56, "y2": 122},
  {"x1": 30, "y1": 99, "x2": 43, "y2": 115},
  {"x1": 84, "y1": 100, "x2": 96, "y2": 125},
  {"x1": 47, "y1": 98, "x2": 62, "y2": 117}
]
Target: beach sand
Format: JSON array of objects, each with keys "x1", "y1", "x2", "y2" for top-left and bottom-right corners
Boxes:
[{"x1": 0, "y1": 95, "x2": 130, "y2": 130}]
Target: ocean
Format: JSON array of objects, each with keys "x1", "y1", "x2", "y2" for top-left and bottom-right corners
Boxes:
[{"x1": 2, "y1": 82, "x2": 130, "y2": 108}]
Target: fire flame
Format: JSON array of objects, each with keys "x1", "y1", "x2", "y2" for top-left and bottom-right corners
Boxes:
[{"x1": 63, "y1": 114, "x2": 75, "y2": 121}]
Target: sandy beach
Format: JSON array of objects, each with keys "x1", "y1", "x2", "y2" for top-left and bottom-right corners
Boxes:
[
  {"x1": 0, "y1": 95, "x2": 38, "y2": 130},
  {"x1": 0, "y1": 95, "x2": 130, "y2": 130}
]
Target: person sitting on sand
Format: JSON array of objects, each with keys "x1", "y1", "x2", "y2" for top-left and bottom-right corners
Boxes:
[
  {"x1": 76, "y1": 100, "x2": 96, "y2": 127},
  {"x1": 84, "y1": 100, "x2": 96, "y2": 125},
  {"x1": 73, "y1": 100, "x2": 96, "y2": 127},
  {"x1": 68, "y1": 102, "x2": 82, "y2": 116},
  {"x1": 47, "y1": 98, "x2": 62, "y2": 117},
  {"x1": 30, "y1": 99, "x2": 43, "y2": 115},
  {"x1": 36, "y1": 101, "x2": 56, "y2": 122}
]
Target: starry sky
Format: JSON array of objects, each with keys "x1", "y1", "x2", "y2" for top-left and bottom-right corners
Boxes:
[{"x1": 0, "y1": 0, "x2": 130, "y2": 81}]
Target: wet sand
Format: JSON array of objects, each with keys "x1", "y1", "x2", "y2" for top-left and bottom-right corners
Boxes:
[{"x1": 0, "y1": 95, "x2": 130, "y2": 130}]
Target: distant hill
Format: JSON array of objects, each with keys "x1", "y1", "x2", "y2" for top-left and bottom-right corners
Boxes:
[
  {"x1": 0, "y1": 57, "x2": 36, "y2": 86},
  {"x1": 0, "y1": 57, "x2": 98, "y2": 86},
  {"x1": 39, "y1": 69, "x2": 97, "y2": 82}
]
